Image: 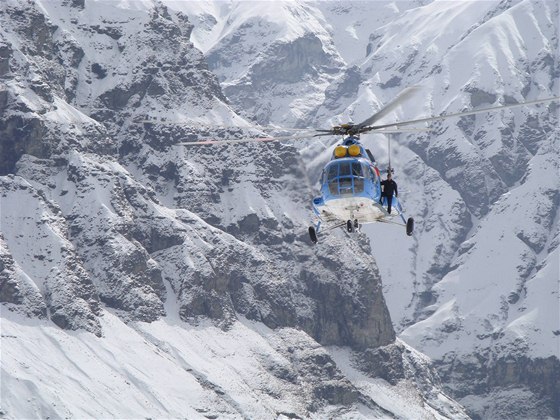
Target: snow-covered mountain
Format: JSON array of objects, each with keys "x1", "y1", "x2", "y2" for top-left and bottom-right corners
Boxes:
[
  {"x1": 0, "y1": 0, "x2": 468, "y2": 418},
  {"x1": 177, "y1": 0, "x2": 559, "y2": 418},
  {"x1": 0, "y1": 0, "x2": 558, "y2": 418}
]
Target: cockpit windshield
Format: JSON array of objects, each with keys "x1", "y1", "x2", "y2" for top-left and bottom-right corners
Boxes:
[{"x1": 325, "y1": 161, "x2": 365, "y2": 196}]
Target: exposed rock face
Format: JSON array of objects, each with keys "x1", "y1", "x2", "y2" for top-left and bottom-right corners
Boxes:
[
  {"x1": 267, "y1": 329, "x2": 362, "y2": 413},
  {"x1": 354, "y1": 339, "x2": 469, "y2": 419},
  {"x1": 202, "y1": 2, "x2": 346, "y2": 127},
  {"x1": 219, "y1": 32, "x2": 343, "y2": 126},
  {"x1": 0, "y1": 0, "x2": 395, "y2": 354},
  {"x1": 119, "y1": 127, "x2": 396, "y2": 349},
  {"x1": 0, "y1": 174, "x2": 101, "y2": 335},
  {"x1": 0, "y1": 232, "x2": 47, "y2": 318},
  {"x1": 436, "y1": 354, "x2": 560, "y2": 419}
]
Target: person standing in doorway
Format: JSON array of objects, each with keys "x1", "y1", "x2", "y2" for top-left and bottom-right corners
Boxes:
[{"x1": 381, "y1": 173, "x2": 398, "y2": 214}]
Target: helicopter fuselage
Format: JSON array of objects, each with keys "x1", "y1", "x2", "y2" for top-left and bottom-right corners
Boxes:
[
  {"x1": 312, "y1": 156, "x2": 387, "y2": 224},
  {"x1": 311, "y1": 136, "x2": 405, "y2": 226}
]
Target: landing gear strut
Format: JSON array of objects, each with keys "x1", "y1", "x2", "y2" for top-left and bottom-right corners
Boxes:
[
  {"x1": 406, "y1": 217, "x2": 414, "y2": 236},
  {"x1": 347, "y1": 219, "x2": 359, "y2": 233},
  {"x1": 309, "y1": 226, "x2": 318, "y2": 244}
]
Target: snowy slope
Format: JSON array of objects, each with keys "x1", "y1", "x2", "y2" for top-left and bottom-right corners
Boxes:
[
  {"x1": 0, "y1": 0, "x2": 468, "y2": 418},
  {"x1": 2, "y1": 309, "x2": 467, "y2": 419}
]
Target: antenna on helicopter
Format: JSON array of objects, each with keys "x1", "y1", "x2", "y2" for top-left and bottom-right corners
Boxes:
[{"x1": 387, "y1": 136, "x2": 394, "y2": 175}]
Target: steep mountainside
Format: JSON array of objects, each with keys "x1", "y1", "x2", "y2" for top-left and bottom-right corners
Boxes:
[
  {"x1": 0, "y1": 0, "x2": 467, "y2": 418},
  {"x1": 181, "y1": 0, "x2": 559, "y2": 418}
]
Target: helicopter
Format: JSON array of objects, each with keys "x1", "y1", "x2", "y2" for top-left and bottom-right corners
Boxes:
[
  {"x1": 306, "y1": 132, "x2": 411, "y2": 244},
  {"x1": 155, "y1": 87, "x2": 558, "y2": 244}
]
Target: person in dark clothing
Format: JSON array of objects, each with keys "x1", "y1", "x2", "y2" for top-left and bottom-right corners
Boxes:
[{"x1": 381, "y1": 173, "x2": 398, "y2": 214}]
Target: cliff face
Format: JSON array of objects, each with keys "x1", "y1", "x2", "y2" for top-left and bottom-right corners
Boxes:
[
  {"x1": 0, "y1": 0, "x2": 397, "y2": 345},
  {"x1": 181, "y1": 1, "x2": 559, "y2": 418}
]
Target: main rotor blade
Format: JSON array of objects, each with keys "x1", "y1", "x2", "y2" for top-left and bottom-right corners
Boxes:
[
  {"x1": 178, "y1": 132, "x2": 317, "y2": 146},
  {"x1": 373, "y1": 127, "x2": 430, "y2": 133},
  {"x1": 356, "y1": 86, "x2": 422, "y2": 128},
  {"x1": 138, "y1": 120, "x2": 313, "y2": 132},
  {"x1": 366, "y1": 96, "x2": 560, "y2": 131}
]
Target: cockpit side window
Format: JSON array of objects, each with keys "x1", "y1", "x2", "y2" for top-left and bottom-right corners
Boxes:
[
  {"x1": 370, "y1": 167, "x2": 377, "y2": 183},
  {"x1": 362, "y1": 164, "x2": 375, "y2": 181},
  {"x1": 327, "y1": 165, "x2": 338, "y2": 180}
]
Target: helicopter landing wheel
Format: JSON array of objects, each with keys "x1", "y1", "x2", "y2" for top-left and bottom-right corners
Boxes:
[
  {"x1": 309, "y1": 226, "x2": 318, "y2": 244},
  {"x1": 346, "y1": 220, "x2": 354, "y2": 233},
  {"x1": 406, "y1": 217, "x2": 414, "y2": 236}
]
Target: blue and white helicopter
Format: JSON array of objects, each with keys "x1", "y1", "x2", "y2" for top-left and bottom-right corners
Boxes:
[
  {"x1": 303, "y1": 89, "x2": 558, "y2": 244},
  {"x1": 172, "y1": 87, "x2": 558, "y2": 245},
  {"x1": 307, "y1": 132, "x2": 411, "y2": 244},
  {"x1": 303, "y1": 87, "x2": 422, "y2": 243}
]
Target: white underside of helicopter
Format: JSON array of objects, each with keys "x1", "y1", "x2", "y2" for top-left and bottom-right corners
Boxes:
[{"x1": 319, "y1": 197, "x2": 396, "y2": 224}]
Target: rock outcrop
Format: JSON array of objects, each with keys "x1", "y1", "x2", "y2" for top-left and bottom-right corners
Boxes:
[{"x1": 0, "y1": 0, "x2": 395, "y2": 351}]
